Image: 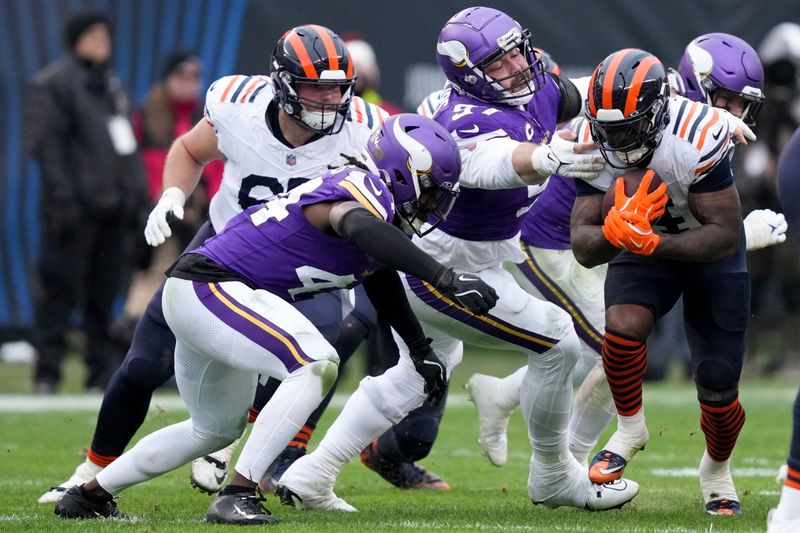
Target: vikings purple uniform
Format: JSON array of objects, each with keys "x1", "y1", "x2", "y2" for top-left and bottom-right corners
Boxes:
[
  {"x1": 175, "y1": 168, "x2": 394, "y2": 303},
  {"x1": 436, "y1": 77, "x2": 561, "y2": 241}
]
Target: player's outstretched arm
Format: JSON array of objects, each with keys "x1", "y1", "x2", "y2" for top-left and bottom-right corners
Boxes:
[
  {"x1": 144, "y1": 119, "x2": 225, "y2": 246},
  {"x1": 331, "y1": 204, "x2": 498, "y2": 315},
  {"x1": 515, "y1": 130, "x2": 604, "y2": 183},
  {"x1": 362, "y1": 270, "x2": 447, "y2": 403}
]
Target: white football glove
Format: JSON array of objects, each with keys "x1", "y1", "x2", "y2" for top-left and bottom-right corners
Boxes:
[
  {"x1": 720, "y1": 108, "x2": 757, "y2": 145},
  {"x1": 531, "y1": 131, "x2": 605, "y2": 179},
  {"x1": 144, "y1": 186, "x2": 186, "y2": 247},
  {"x1": 743, "y1": 209, "x2": 787, "y2": 251}
]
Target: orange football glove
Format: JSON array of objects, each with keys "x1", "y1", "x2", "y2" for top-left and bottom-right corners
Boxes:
[
  {"x1": 602, "y1": 207, "x2": 661, "y2": 256},
  {"x1": 614, "y1": 169, "x2": 668, "y2": 222}
]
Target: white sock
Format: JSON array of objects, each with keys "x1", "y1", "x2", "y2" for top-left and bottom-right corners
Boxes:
[
  {"x1": 235, "y1": 362, "x2": 327, "y2": 483},
  {"x1": 569, "y1": 364, "x2": 615, "y2": 464},
  {"x1": 520, "y1": 331, "x2": 579, "y2": 461},
  {"x1": 775, "y1": 483, "x2": 800, "y2": 520},
  {"x1": 317, "y1": 359, "x2": 427, "y2": 465},
  {"x1": 605, "y1": 409, "x2": 648, "y2": 460},
  {"x1": 497, "y1": 366, "x2": 527, "y2": 410},
  {"x1": 698, "y1": 450, "x2": 738, "y2": 503}
]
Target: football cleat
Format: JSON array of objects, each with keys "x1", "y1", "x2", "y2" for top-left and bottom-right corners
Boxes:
[
  {"x1": 54, "y1": 485, "x2": 126, "y2": 519},
  {"x1": 206, "y1": 489, "x2": 279, "y2": 525},
  {"x1": 705, "y1": 498, "x2": 742, "y2": 516},
  {"x1": 39, "y1": 458, "x2": 104, "y2": 504},
  {"x1": 276, "y1": 484, "x2": 357, "y2": 512},
  {"x1": 275, "y1": 453, "x2": 357, "y2": 512},
  {"x1": 464, "y1": 373, "x2": 512, "y2": 467},
  {"x1": 360, "y1": 439, "x2": 450, "y2": 490},
  {"x1": 190, "y1": 438, "x2": 240, "y2": 494},
  {"x1": 767, "y1": 507, "x2": 800, "y2": 532},
  {"x1": 260, "y1": 445, "x2": 306, "y2": 494},
  {"x1": 589, "y1": 450, "x2": 628, "y2": 484}
]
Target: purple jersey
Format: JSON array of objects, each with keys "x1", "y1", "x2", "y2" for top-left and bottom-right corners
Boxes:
[
  {"x1": 434, "y1": 76, "x2": 561, "y2": 241},
  {"x1": 520, "y1": 175, "x2": 575, "y2": 249},
  {"x1": 195, "y1": 167, "x2": 395, "y2": 301}
]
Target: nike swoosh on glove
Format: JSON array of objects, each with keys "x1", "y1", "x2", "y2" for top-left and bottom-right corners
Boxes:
[
  {"x1": 531, "y1": 130, "x2": 605, "y2": 180},
  {"x1": 409, "y1": 338, "x2": 447, "y2": 405},
  {"x1": 744, "y1": 209, "x2": 788, "y2": 251},
  {"x1": 434, "y1": 268, "x2": 499, "y2": 315},
  {"x1": 144, "y1": 187, "x2": 186, "y2": 246},
  {"x1": 602, "y1": 207, "x2": 660, "y2": 256}
]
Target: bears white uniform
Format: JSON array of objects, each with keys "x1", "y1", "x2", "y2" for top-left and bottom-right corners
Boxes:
[
  {"x1": 205, "y1": 75, "x2": 388, "y2": 231},
  {"x1": 579, "y1": 96, "x2": 732, "y2": 230}
]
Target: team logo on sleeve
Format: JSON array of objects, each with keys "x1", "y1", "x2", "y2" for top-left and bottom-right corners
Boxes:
[{"x1": 286, "y1": 154, "x2": 297, "y2": 166}]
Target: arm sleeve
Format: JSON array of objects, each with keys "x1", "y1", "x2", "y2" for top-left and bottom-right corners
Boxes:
[
  {"x1": 336, "y1": 208, "x2": 445, "y2": 283},
  {"x1": 458, "y1": 134, "x2": 527, "y2": 189},
  {"x1": 362, "y1": 269, "x2": 429, "y2": 354},
  {"x1": 554, "y1": 75, "x2": 584, "y2": 123}
]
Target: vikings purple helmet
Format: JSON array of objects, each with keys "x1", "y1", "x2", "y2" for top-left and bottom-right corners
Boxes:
[
  {"x1": 365, "y1": 114, "x2": 461, "y2": 237},
  {"x1": 435, "y1": 6, "x2": 546, "y2": 105},
  {"x1": 677, "y1": 32, "x2": 766, "y2": 126}
]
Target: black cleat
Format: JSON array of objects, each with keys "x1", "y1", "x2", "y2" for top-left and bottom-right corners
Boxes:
[
  {"x1": 261, "y1": 445, "x2": 306, "y2": 494},
  {"x1": 54, "y1": 485, "x2": 126, "y2": 519},
  {"x1": 360, "y1": 439, "x2": 450, "y2": 490},
  {"x1": 206, "y1": 489, "x2": 279, "y2": 525}
]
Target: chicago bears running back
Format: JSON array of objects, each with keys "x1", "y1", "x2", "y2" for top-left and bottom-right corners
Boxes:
[{"x1": 570, "y1": 48, "x2": 750, "y2": 517}]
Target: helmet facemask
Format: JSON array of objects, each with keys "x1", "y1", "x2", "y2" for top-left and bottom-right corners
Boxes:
[
  {"x1": 590, "y1": 96, "x2": 669, "y2": 169},
  {"x1": 394, "y1": 173, "x2": 460, "y2": 237},
  {"x1": 474, "y1": 29, "x2": 546, "y2": 105},
  {"x1": 274, "y1": 69, "x2": 355, "y2": 135}
]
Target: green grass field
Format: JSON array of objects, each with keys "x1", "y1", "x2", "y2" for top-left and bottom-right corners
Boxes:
[{"x1": 0, "y1": 352, "x2": 794, "y2": 532}]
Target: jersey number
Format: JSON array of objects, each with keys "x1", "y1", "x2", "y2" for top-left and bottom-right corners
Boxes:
[
  {"x1": 238, "y1": 175, "x2": 309, "y2": 209},
  {"x1": 287, "y1": 266, "x2": 356, "y2": 299}
]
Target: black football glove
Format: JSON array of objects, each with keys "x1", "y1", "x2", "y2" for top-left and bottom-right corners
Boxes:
[
  {"x1": 434, "y1": 268, "x2": 498, "y2": 316},
  {"x1": 409, "y1": 338, "x2": 447, "y2": 405}
]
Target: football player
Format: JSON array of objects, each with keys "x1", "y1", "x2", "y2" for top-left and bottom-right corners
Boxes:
[
  {"x1": 39, "y1": 24, "x2": 390, "y2": 503},
  {"x1": 466, "y1": 33, "x2": 786, "y2": 470},
  {"x1": 768, "y1": 126, "x2": 800, "y2": 533},
  {"x1": 275, "y1": 6, "x2": 640, "y2": 513},
  {"x1": 53, "y1": 113, "x2": 498, "y2": 524},
  {"x1": 569, "y1": 48, "x2": 749, "y2": 516}
]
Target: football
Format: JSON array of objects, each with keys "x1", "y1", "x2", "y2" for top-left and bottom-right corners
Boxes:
[{"x1": 602, "y1": 169, "x2": 664, "y2": 218}]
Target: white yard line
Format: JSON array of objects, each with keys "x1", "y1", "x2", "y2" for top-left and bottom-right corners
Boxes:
[{"x1": 1, "y1": 385, "x2": 795, "y2": 413}]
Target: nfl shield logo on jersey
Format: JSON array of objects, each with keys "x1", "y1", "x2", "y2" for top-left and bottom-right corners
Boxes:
[{"x1": 286, "y1": 153, "x2": 297, "y2": 166}]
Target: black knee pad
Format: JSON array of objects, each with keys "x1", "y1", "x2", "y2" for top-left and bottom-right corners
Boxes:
[
  {"x1": 694, "y1": 359, "x2": 740, "y2": 393},
  {"x1": 695, "y1": 382, "x2": 739, "y2": 405}
]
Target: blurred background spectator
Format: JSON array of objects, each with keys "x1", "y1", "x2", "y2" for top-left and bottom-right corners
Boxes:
[
  {"x1": 24, "y1": 11, "x2": 148, "y2": 393},
  {"x1": 344, "y1": 35, "x2": 405, "y2": 114}
]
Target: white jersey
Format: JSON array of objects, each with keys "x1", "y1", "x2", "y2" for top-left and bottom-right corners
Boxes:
[
  {"x1": 579, "y1": 96, "x2": 732, "y2": 234},
  {"x1": 204, "y1": 75, "x2": 389, "y2": 231}
]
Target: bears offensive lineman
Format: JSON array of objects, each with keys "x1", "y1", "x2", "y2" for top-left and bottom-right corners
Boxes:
[
  {"x1": 39, "y1": 24, "x2": 390, "y2": 503},
  {"x1": 571, "y1": 48, "x2": 751, "y2": 516}
]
